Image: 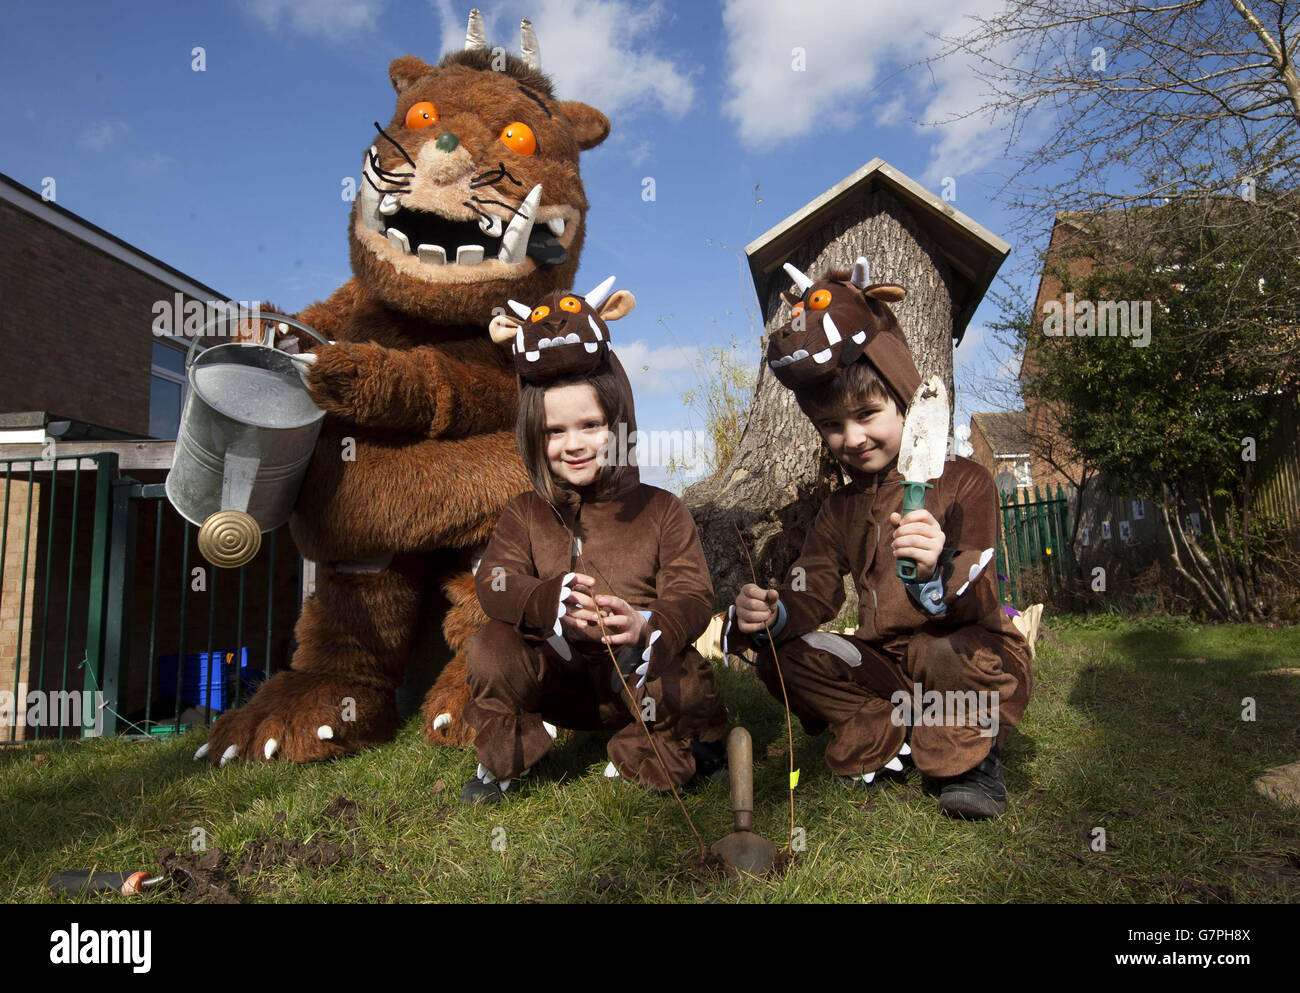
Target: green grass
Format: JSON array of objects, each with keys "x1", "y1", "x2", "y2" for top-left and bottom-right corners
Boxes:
[{"x1": 3, "y1": 618, "x2": 1299, "y2": 903}]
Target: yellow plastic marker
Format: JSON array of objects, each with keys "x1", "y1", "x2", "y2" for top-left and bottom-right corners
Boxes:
[{"x1": 789, "y1": 769, "x2": 800, "y2": 789}]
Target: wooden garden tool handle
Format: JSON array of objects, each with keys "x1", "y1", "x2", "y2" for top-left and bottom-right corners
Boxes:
[{"x1": 728, "y1": 726, "x2": 754, "y2": 833}]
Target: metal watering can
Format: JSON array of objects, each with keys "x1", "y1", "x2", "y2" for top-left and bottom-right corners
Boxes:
[{"x1": 165, "y1": 313, "x2": 331, "y2": 569}]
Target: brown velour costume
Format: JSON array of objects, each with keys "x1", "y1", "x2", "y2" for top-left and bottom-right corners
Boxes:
[
  {"x1": 199, "y1": 14, "x2": 614, "y2": 764},
  {"x1": 722, "y1": 259, "x2": 1033, "y2": 781},
  {"x1": 462, "y1": 285, "x2": 728, "y2": 792}
]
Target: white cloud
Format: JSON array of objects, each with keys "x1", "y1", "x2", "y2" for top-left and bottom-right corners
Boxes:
[
  {"x1": 238, "y1": 0, "x2": 390, "y2": 42},
  {"x1": 615, "y1": 339, "x2": 700, "y2": 395},
  {"x1": 720, "y1": 0, "x2": 1012, "y2": 182},
  {"x1": 431, "y1": 0, "x2": 694, "y2": 117},
  {"x1": 78, "y1": 120, "x2": 128, "y2": 151}
]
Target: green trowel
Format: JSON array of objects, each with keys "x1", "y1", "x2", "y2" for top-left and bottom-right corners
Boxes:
[{"x1": 895, "y1": 375, "x2": 950, "y2": 580}]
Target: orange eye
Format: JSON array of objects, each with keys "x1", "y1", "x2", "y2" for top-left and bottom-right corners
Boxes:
[
  {"x1": 559, "y1": 296, "x2": 581, "y2": 313},
  {"x1": 791, "y1": 302, "x2": 804, "y2": 317},
  {"x1": 404, "y1": 101, "x2": 439, "y2": 129},
  {"x1": 530, "y1": 305, "x2": 550, "y2": 322},
  {"x1": 809, "y1": 290, "x2": 832, "y2": 310},
  {"x1": 500, "y1": 122, "x2": 536, "y2": 156}
]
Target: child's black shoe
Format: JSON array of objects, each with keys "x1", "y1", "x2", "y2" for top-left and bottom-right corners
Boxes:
[
  {"x1": 934, "y1": 745, "x2": 1006, "y2": 819},
  {"x1": 460, "y1": 764, "x2": 521, "y2": 805},
  {"x1": 684, "y1": 738, "x2": 729, "y2": 791}
]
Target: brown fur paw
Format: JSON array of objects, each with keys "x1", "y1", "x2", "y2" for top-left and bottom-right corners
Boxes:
[
  {"x1": 420, "y1": 658, "x2": 475, "y2": 747},
  {"x1": 196, "y1": 670, "x2": 398, "y2": 764}
]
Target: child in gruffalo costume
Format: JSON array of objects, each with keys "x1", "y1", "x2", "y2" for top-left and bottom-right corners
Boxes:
[
  {"x1": 197, "y1": 13, "x2": 615, "y2": 765},
  {"x1": 459, "y1": 278, "x2": 729, "y2": 803},
  {"x1": 722, "y1": 258, "x2": 1034, "y2": 819}
]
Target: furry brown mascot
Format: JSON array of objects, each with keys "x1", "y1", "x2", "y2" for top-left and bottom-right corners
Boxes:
[{"x1": 197, "y1": 11, "x2": 609, "y2": 764}]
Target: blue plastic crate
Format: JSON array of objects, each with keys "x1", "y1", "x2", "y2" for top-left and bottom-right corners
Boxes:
[{"x1": 157, "y1": 648, "x2": 249, "y2": 713}]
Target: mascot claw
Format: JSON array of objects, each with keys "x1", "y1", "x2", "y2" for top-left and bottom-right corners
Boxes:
[
  {"x1": 219, "y1": 745, "x2": 239, "y2": 767},
  {"x1": 317, "y1": 725, "x2": 334, "y2": 741},
  {"x1": 193, "y1": 743, "x2": 209, "y2": 761},
  {"x1": 433, "y1": 713, "x2": 452, "y2": 730}
]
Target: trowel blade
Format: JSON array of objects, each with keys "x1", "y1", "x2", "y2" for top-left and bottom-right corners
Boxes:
[{"x1": 897, "y1": 375, "x2": 950, "y2": 483}]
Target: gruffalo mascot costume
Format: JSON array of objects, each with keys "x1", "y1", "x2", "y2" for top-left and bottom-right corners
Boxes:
[{"x1": 197, "y1": 11, "x2": 609, "y2": 764}]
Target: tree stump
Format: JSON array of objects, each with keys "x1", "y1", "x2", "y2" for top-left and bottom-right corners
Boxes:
[{"x1": 684, "y1": 186, "x2": 957, "y2": 632}]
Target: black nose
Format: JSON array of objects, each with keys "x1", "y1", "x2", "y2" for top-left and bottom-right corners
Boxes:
[{"x1": 435, "y1": 131, "x2": 459, "y2": 152}]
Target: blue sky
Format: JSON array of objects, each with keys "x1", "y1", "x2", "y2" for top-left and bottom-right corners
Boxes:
[{"x1": 1, "y1": 0, "x2": 1048, "y2": 489}]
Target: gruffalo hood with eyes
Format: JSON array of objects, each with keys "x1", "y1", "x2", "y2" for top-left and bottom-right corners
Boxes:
[
  {"x1": 767, "y1": 256, "x2": 920, "y2": 406},
  {"x1": 488, "y1": 275, "x2": 636, "y2": 383}
]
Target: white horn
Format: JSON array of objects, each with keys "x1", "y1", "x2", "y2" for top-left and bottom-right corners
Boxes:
[
  {"x1": 507, "y1": 299, "x2": 532, "y2": 319},
  {"x1": 520, "y1": 18, "x2": 540, "y2": 70},
  {"x1": 466, "y1": 8, "x2": 487, "y2": 50},
  {"x1": 783, "y1": 261, "x2": 814, "y2": 294},
  {"x1": 584, "y1": 275, "x2": 617, "y2": 308},
  {"x1": 850, "y1": 257, "x2": 870, "y2": 289}
]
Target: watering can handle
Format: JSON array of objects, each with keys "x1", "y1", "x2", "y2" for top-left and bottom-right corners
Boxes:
[{"x1": 184, "y1": 311, "x2": 332, "y2": 369}]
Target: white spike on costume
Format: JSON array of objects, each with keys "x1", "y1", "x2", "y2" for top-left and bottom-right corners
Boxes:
[
  {"x1": 520, "y1": 18, "x2": 541, "y2": 70},
  {"x1": 850, "y1": 257, "x2": 870, "y2": 289},
  {"x1": 584, "y1": 275, "x2": 617, "y2": 308},
  {"x1": 783, "y1": 261, "x2": 814, "y2": 294},
  {"x1": 507, "y1": 299, "x2": 532, "y2": 319},
  {"x1": 822, "y1": 313, "x2": 842, "y2": 344},
  {"x1": 465, "y1": 9, "x2": 487, "y2": 50}
]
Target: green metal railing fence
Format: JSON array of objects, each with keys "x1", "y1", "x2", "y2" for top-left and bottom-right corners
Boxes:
[
  {"x1": 996, "y1": 485, "x2": 1074, "y2": 606},
  {"x1": 0, "y1": 454, "x2": 302, "y2": 744}
]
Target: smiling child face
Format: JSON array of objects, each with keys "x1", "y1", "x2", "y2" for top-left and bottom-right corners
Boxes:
[
  {"x1": 813, "y1": 390, "x2": 906, "y2": 475},
  {"x1": 543, "y1": 382, "x2": 610, "y2": 488}
]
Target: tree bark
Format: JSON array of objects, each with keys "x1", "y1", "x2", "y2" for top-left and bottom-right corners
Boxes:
[{"x1": 685, "y1": 188, "x2": 957, "y2": 629}]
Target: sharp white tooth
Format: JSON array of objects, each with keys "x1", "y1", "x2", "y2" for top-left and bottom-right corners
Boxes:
[
  {"x1": 588, "y1": 315, "x2": 603, "y2": 340},
  {"x1": 515, "y1": 328, "x2": 524, "y2": 351},
  {"x1": 546, "y1": 216, "x2": 565, "y2": 237},
  {"x1": 852, "y1": 330, "x2": 867, "y2": 344},
  {"x1": 538, "y1": 337, "x2": 551, "y2": 349},
  {"x1": 379, "y1": 193, "x2": 400, "y2": 216},
  {"x1": 813, "y1": 348, "x2": 833, "y2": 364},
  {"x1": 386, "y1": 228, "x2": 410, "y2": 253},
  {"x1": 478, "y1": 214, "x2": 504, "y2": 237},
  {"x1": 584, "y1": 342, "x2": 598, "y2": 353},
  {"x1": 792, "y1": 349, "x2": 809, "y2": 361},
  {"x1": 508, "y1": 299, "x2": 532, "y2": 319},
  {"x1": 456, "y1": 245, "x2": 484, "y2": 264},
  {"x1": 525, "y1": 350, "x2": 540, "y2": 361},
  {"x1": 564, "y1": 332, "x2": 580, "y2": 344},
  {"x1": 358, "y1": 158, "x2": 383, "y2": 233},
  {"x1": 822, "y1": 313, "x2": 841, "y2": 344},
  {"x1": 498, "y1": 184, "x2": 542, "y2": 265},
  {"x1": 417, "y1": 244, "x2": 446, "y2": 265}
]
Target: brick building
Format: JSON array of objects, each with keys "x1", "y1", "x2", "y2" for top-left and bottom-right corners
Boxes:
[{"x1": 1, "y1": 173, "x2": 300, "y2": 741}]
